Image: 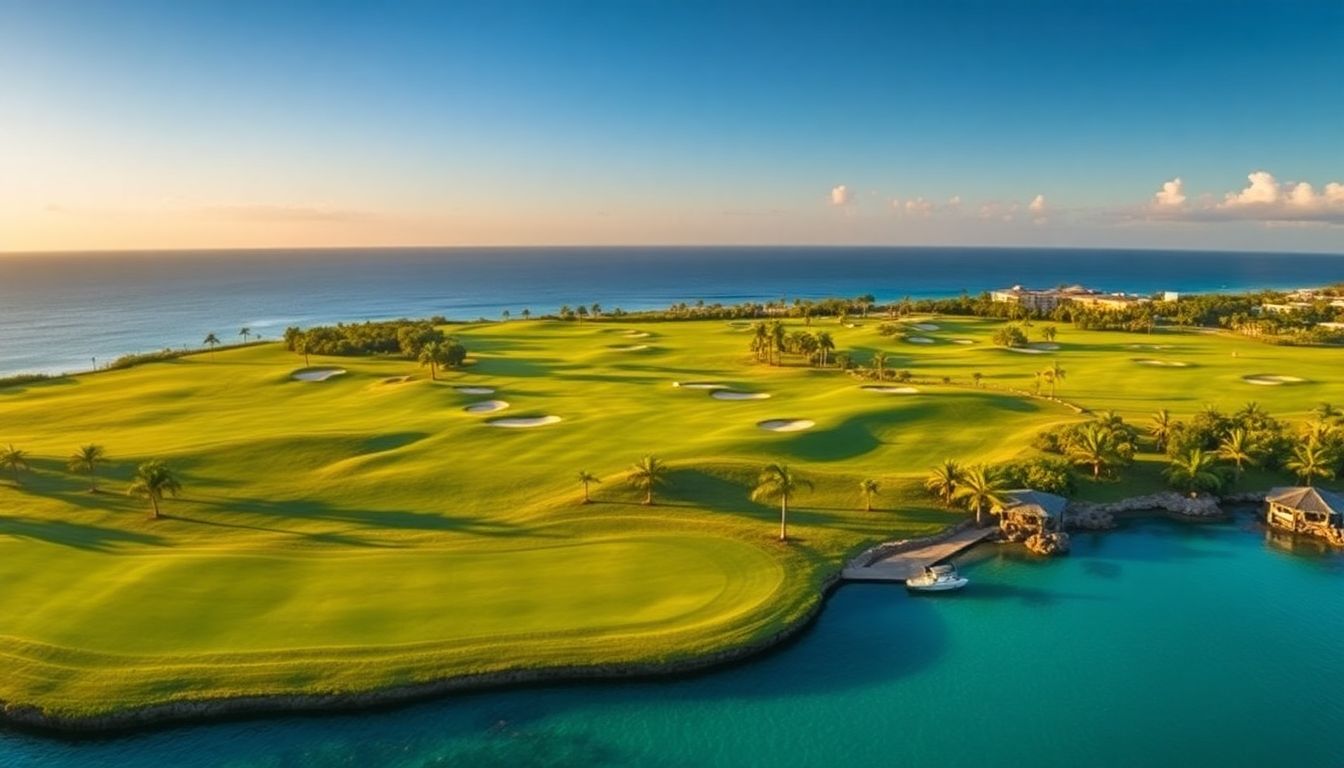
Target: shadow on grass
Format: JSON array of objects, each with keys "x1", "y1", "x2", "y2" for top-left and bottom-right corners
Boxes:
[
  {"x1": 0, "y1": 515, "x2": 167, "y2": 551},
  {"x1": 187, "y1": 496, "x2": 557, "y2": 539}
]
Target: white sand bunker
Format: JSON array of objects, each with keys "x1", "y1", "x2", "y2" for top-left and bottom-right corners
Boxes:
[
  {"x1": 455, "y1": 386, "x2": 496, "y2": 395},
  {"x1": 673, "y1": 381, "x2": 728, "y2": 390},
  {"x1": 906, "y1": 336, "x2": 935, "y2": 344},
  {"x1": 1243, "y1": 374, "x2": 1307, "y2": 386},
  {"x1": 911, "y1": 323, "x2": 940, "y2": 331},
  {"x1": 1134, "y1": 359, "x2": 1191, "y2": 368},
  {"x1": 712, "y1": 390, "x2": 771, "y2": 400},
  {"x1": 1002, "y1": 346, "x2": 1048, "y2": 354},
  {"x1": 861, "y1": 385, "x2": 919, "y2": 394},
  {"x1": 758, "y1": 419, "x2": 815, "y2": 432},
  {"x1": 1032, "y1": 343, "x2": 1061, "y2": 351},
  {"x1": 292, "y1": 368, "x2": 347, "y2": 382},
  {"x1": 952, "y1": 339, "x2": 977, "y2": 345},
  {"x1": 608, "y1": 344, "x2": 651, "y2": 351},
  {"x1": 486, "y1": 415, "x2": 563, "y2": 428},
  {"x1": 1127, "y1": 344, "x2": 1171, "y2": 350},
  {"x1": 623, "y1": 331, "x2": 652, "y2": 338},
  {"x1": 464, "y1": 399, "x2": 510, "y2": 413},
  {"x1": 843, "y1": 322, "x2": 861, "y2": 328}
]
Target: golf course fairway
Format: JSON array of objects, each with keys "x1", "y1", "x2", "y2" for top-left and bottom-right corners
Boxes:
[{"x1": 0, "y1": 315, "x2": 1338, "y2": 725}]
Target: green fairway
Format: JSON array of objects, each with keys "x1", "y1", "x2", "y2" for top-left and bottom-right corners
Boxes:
[{"x1": 0, "y1": 316, "x2": 1339, "y2": 718}]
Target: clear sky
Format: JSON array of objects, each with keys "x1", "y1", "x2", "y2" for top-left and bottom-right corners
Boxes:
[{"x1": 1, "y1": 0, "x2": 1341, "y2": 252}]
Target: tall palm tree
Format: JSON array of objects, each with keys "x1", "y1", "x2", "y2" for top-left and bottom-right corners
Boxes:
[
  {"x1": 1311, "y1": 402, "x2": 1341, "y2": 423},
  {"x1": 1149, "y1": 409, "x2": 1176, "y2": 452},
  {"x1": 418, "y1": 341, "x2": 444, "y2": 381},
  {"x1": 752, "y1": 463, "x2": 813, "y2": 541},
  {"x1": 577, "y1": 470, "x2": 601, "y2": 504},
  {"x1": 239, "y1": 327, "x2": 252, "y2": 343},
  {"x1": 1047, "y1": 360, "x2": 1065, "y2": 397},
  {"x1": 769, "y1": 321, "x2": 787, "y2": 366},
  {"x1": 872, "y1": 351, "x2": 889, "y2": 381},
  {"x1": 1067, "y1": 423, "x2": 1121, "y2": 480},
  {"x1": 953, "y1": 465, "x2": 1004, "y2": 527},
  {"x1": 627, "y1": 455, "x2": 669, "y2": 505},
  {"x1": 127, "y1": 460, "x2": 182, "y2": 519},
  {"x1": 1042, "y1": 325, "x2": 1057, "y2": 342},
  {"x1": 925, "y1": 459, "x2": 962, "y2": 507},
  {"x1": 858, "y1": 478, "x2": 880, "y2": 512},
  {"x1": 68, "y1": 443, "x2": 107, "y2": 492},
  {"x1": 1164, "y1": 448, "x2": 1223, "y2": 496},
  {"x1": 972, "y1": 371, "x2": 983, "y2": 388},
  {"x1": 0, "y1": 444, "x2": 29, "y2": 485},
  {"x1": 1215, "y1": 428, "x2": 1256, "y2": 481},
  {"x1": 1301, "y1": 419, "x2": 1336, "y2": 445},
  {"x1": 203, "y1": 333, "x2": 221, "y2": 358},
  {"x1": 1286, "y1": 441, "x2": 1335, "y2": 486},
  {"x1": 816, "y1": 331, "x2": 835, "y2": 367}
]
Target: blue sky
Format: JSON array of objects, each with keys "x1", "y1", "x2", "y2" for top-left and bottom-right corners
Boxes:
[{"x1": 1, "y1": 0, "x2": 1341, "y2": 251}]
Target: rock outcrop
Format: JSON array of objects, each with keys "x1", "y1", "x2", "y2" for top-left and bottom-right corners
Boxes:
[
  {"x1": 1025, "y1": 531, "x2": 1070, "y2": 556},
  {"x1": 1067, "y1": 491, "x2": 1223, "y2": 523}
]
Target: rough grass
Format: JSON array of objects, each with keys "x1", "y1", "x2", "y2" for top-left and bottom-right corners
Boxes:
[{"x1": 0, "y1": 316, "x2": 1338, "y2": 718}]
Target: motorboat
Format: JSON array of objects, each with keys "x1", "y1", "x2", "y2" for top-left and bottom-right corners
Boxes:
[{"x1": 905, "y1": 563, "x2": 968, "y2": 592}]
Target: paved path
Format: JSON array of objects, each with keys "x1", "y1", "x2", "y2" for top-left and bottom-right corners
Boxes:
[{"x1": 841, "y1": 526, "x2": 996, "y2": 582}]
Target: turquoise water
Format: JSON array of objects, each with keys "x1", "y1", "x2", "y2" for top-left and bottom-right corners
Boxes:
[{"x1": 3, "y1": 516, "x2": 1340, "y2": 767}]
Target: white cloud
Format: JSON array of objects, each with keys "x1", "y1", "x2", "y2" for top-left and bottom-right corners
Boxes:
[
  {"x1": 946, "y1": 195, "x2": 962, "y2": 208},
  {"x1": 904, "y1": 197, "x2": 934, "y2": 217},
  {"x1": 1154, "y1": 178, "x2": 1186, "y2": 207},
  {"x1": 1028, "y1": 194, "x2": 1047, "y2": 214},
  {"x1": 830, "y1": 185, "x2": 851, "y2": 206},
  {"x1": 1223, "y1": 170, "x2": 1282, "y2": 206}
]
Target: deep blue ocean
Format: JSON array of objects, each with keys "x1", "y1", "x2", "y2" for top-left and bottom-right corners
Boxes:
[{"x1": 2, "y1": 246, "x2": 1342, "y2": 377}]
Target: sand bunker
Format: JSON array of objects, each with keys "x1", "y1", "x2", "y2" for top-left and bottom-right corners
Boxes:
[
  {"x1": 1243, "y1": 374, "x2": 1307, "y2": 386},
  {"x1": 861, "y1": 385, "x2": 919, "y2": 394},
  {"x1": 623, "y1": 331, "x2": 652, "y2": 338},
  {"x1": 1134, "y1": 359, "x2": 1191, "y2": 368},
  {"x1": 843, "y1": 323, "x2": 861, "y2": 328},
  {"x1": 1127, "y1": 344, "x2": 1171, "y2": 350},
  {"x1": 455, "y1": 386, "x2": 496, "y2": 395},
  {"x1": 906, "y1": 336, "x2": 935, "y2": 344},
  {"x1": 486, "y1": 415, "x2": 563, "y2": 428},
  {"x1": 292, "y1": 368, "x2": 347, "y2": 382},
  {"x1": 757, "y1": 419, "x2": 815, "y2": 432},
  {"x1": 608, "y1": 344, "x2": 651, "y2": 351},
  {"x1": 673, "y1": 381, "x2": 729, "y2": 390},
  {"x1": 952, "y1": 339, "x2": 976, "y2": 345},
  {"x1": 464, "y1": 399, "x2": 510, "y2": 413},
  {"x1": 911, "y1": 323, "x2": 940, "y2": 331},
  {"x1": 711, "y1": 390, "x2": 771, "y2": 400},
  {"x1": 1032, "y1": 343, "x2": 1061, "y2": 351},
  {"x1": 1001, "y1": 347, "x2": 1048, "y2": 354}
]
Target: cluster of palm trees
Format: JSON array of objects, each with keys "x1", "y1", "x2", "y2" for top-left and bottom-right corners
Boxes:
[
  {"x1": 748, "y1": 321, "x2": 836, "y2": 367},
  {"x1": 1034, "y1": 361, "x2": 1066, "y2": 397},
  {"x1": 925, "y1": 460, "x2": 1004, "y2": 526},
  {"x1": 0, "y1": 443, "x2": 181, "y2": 519},
  {"x1": 577, "y1": 458, "x2": 882, "y2": 542},
  {"x1": 417, "y1": 338, "x2": 468, "y2": 381}
]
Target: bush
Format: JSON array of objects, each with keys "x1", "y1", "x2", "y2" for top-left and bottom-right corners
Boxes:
[{"x1": 998, "y1": 458, "x2": 1076, "y2": 495}]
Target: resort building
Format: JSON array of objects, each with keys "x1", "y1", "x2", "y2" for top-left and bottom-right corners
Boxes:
[
  {"x1": 1259, "y1": 302, "x2": 1314, "y2": 315},
  {"x1": 991, "y1": 284, "x2": 1148, "y2": 313},
  {"x1": 994, "y1": 489, "x2": 1068, "y2": 533},
  {"x1": 990, "y1": 285, "x2": 1067, "y2": 313},
  {"x1": 1069, "y1": 293, "x2": 1144, "y2": 311},
  {"x1": 1265, "y1": 487, "x2": 1344, "y2": 545}
]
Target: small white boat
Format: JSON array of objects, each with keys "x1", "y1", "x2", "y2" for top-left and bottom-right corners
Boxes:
[{"x1": 906, "y1": 564, "x2": 968, "y2": 592}]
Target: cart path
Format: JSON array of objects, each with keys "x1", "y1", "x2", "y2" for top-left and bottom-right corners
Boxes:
[{"x1": 841, "y1": 526, "x2": 995, "y2": 582}]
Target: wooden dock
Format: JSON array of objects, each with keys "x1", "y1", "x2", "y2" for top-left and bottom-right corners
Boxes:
[{"x1": 841, "y1": 526, "x2": 996, "y2": 582}]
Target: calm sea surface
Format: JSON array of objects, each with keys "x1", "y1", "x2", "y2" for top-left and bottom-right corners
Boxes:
[
  {"x1": 1, "y1": 246, "x2": 1342, "y2": 377},
  {"x1": 2, "y1": 517, "x2": 1340, "y2": 767}
]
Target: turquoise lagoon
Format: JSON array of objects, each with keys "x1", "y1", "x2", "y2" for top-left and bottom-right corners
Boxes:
[{"x1": 2, "y1": 516, "x2": 1340, "y2": 767}]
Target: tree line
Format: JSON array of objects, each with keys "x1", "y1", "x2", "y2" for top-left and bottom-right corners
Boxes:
[{"x1": 0, "y1": 443, "x2": 182, "y2": 519}]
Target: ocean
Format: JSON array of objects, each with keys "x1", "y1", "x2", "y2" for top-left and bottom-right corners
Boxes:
[
  {"x1": 2, "y1": 517, "x2": 1339, "y2": 767},
  {"x1": 1, "y1": 246, "x2": 1342, "y2": 378}
]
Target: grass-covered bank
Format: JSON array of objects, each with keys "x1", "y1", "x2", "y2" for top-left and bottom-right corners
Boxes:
[{"x1": 0, "y1": 315, "x2": 1339, "y2": 727}]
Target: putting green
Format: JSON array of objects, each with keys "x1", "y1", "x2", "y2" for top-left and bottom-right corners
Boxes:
[{"x1": 0, "y1": 314, "x2": 1338, "y2": 719}]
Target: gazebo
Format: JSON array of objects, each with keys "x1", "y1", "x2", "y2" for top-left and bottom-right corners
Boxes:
[
  {"x1": 1265, "y1": 487, "x2": 1344, "y2": 542},
  {"x1": 994, "y1": 489, "x2": 1068, "y2": 534}
]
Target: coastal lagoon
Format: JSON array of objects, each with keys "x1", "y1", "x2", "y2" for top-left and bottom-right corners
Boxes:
[{"x1": 4, "y1": 517, "x2": 1339, "y2": 768}]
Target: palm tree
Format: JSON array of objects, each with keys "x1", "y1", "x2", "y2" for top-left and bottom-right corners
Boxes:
[
  {"x1": 521, "y1": 308, "x2": 531, "y2": 320},
  {"x1": 0, "y1": 444, "x2": 29, "y2": 485},
  {"x1": 418, "y1": 341, "x2": 444, "y2": 381},
  {"x1": 1310, "y1": 402, "x2": 1341, "y2": 423},
  {"x1": 627, "y1": 455, "x2": 669, "y2": 505},
  {"x1": 1067, "y1": 423, "x2": 1121, "y2": 480},
  {"x1": 68, "y1": 444, "x2": 106, "y2": 492},
  {"x1": 925, "y1": 459, "x2": 962, "y2": 507},
  {"x1": 816, "y1": 332, "x2": 835, "y2": 367},
  {"x1": 1215, "y1": 428, "x2": 1256, "y2": 481},
  {"x1": 1286, "y1": 441, "x2": 1335, "y2": 486},
  {"x1": 752, "y1": 463, "x2": 813, "y2": 541},
  {"x1": 577, "y1": 470, "x2": 601, "y2": 504},
  {"x1": 872, "y1": 351, "x2": 889, "y2": 381},
  {"x1": 1164, "y1": 448, "x2": 1223, "y2": 496},
  {"x1": 1042, "y1": 325, "x2": 1057, "y2": 343},
  {"x1": 1047, "y1": 360, "x2": 1065, "y2": 397},
  {"x1": 239, "y1": 327, "x2": 252, "y2": 343},
  {"x1": 953, "y1": 465, "x2": 1004, "y2": 527},
  {"x1": 296, "y1": 336, "x2": 311, "y2": 367},
  {"x1": 972, "y1": 371, "x2": 983, "y2": 388},
  {"x1": 769, "y1": 321, "x2": 786, "y2": 366},
  {"x1": 1149, "y1": 409, "x2": 1176, "y2": 452},
  {"x1": 203, "y1": 333, "x2": 220, "y2": 358},
  {"x1": 127, "y1": 460, "x2": 182, "y2": 519},
  {"x1": 858, "y1": 478, "x2": 879, "y2": 512}
]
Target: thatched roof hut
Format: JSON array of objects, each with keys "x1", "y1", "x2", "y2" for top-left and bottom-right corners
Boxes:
[
  {"x1": 1266, "y1": 487, "x2": 1343, "y2": 538},
  {"x1": 994, "y1": 489, "x2": 1068, "y2": 531}
]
